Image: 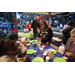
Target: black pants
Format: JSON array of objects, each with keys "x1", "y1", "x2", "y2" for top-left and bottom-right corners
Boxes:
[{"x1": 33, "y1": 33, "x2": 38, "y2": 39}]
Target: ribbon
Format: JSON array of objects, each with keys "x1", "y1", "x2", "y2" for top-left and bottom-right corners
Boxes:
[
  {"x1": 39, "y1": 16, "x2": 43, "y2": 21},
  {"x1": 48, "y1": 22, "x2": 51, "y2": 27},
  {"x1": 13, "y1": 18, "x2": 17, "y2": 22},
  {"x1": 42, "y1": 15, "x2": 45, "y2": 20},
  {"x1": 11, "y1": 28, "x2": 18, "y2": 32},
  {"x1": 48, "y1": 13, "x2": 51, "y2": 18}
]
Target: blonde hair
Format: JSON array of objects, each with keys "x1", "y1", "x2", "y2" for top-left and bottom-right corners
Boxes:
[{"x1": 70, "y1": 29, "x2": 75, "y2": 35}]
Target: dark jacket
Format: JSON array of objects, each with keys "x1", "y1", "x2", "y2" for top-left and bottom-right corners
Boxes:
[
  {"x1": 64, "y1": 38, "x2": 75, "y2": 61},
  {"x1": 62, "y1": 27, "x2": 73, "y2": 45},
  {"x1": 31, "y1": 20, "x2": 40, "y2": 33},
  {"x1": 38, "y1": 28, "x2": 53, "y2": 44}
]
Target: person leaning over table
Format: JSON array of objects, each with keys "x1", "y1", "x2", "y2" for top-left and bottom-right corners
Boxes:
[
  {"x1": 0, "y1": 39, "x2": 28, "y2": 62},
  {"x1": 9, "y1": 34, "x2": 29, "y2": 46},
  {"x1": 62, "y1": 29, "x2": 75, "y2": 61},
  {"x1": 0, "y1": 39, "x2": 19, "y2": 62},
  {"x1": 37, "y1": 20, "x2": 53, "y2": 46}
]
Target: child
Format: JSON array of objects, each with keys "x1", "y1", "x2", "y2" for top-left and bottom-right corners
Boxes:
[
  {"x1": 16, "y1": 44, "x2": 29, "y2": 62},
  {"x1": 3, "y1": 28, "x2": 7, "y2": 36},
  {"x1": 9, "y1": 34, "x2": 29, "y2": 46},
  {"x1": 23, "y1": 27, "x2": 29, "y2": 33},
  {"x1": 37, "y1": 20, "x2": 53, "y2": 46},
  {"x1": 0, "y1": 39, "x2": 19, "y2": 62}
]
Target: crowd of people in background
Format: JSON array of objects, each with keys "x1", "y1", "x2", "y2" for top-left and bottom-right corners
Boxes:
[{"x1": 0, "y1": 15, "x2": 75, "y2": 62}]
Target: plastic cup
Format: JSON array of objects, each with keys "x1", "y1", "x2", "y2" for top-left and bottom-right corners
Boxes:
[
  {"x1": 40, "y1": 47, "x2": 43, "y2": 53},
  {"x1": 59, "y1": 46, "x2": 64, "y2": 54},
  {"x1": 33, "y1": 43, "x2": 35, "y2": 47},
  {"x1": 46, "y1": 56, "x2": 50, "y2": 62},
  {"x1": 42, "y1": 46, "x2": 45, "y2": 50},
  {"x1": 33, "y1": 50, "x2": 37, "y2": 55}
]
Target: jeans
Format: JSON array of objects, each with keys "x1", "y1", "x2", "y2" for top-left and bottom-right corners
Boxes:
[{"x1": 33, "y1": 33, "x2": 38, "y2": 39}]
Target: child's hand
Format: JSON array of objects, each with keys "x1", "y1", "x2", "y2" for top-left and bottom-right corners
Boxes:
[
  {"x1": 24, "y1": 56, "x2": 28, "y2": 62},
  {"x1": 46, "y1": 42, "x2": 49, "y2": 46},
  {"x1": 37, "y1": 27, "x2": 40, "y2": 34},
  {"x1": 24, "y1": 41, "x2": 29, "y2": 46}
]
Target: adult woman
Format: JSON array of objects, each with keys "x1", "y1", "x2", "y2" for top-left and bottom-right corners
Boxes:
[
  {"x1": 37, "y1": 20, "x2": 53, "y2": 46},
  {"x1": 62, "y1": 29, "x2": 75, "y2": 61}
]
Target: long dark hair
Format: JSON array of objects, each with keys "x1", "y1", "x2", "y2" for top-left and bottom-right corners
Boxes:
[
  {"x1": 9, "y1": 34, "x2": 18, "y2": 40},
  {"x1": 0, "y1": 39, "x2": 18, "y2": 56},
  {"x1": 41, "y1": 20, "x2": 49, "y2": 28}
]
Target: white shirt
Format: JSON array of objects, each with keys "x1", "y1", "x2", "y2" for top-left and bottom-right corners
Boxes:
[
  {"x1": 0, "y1": 55, "x2": 15, "y2": 62},
  {"x1": 23, "y1": 29, "x2": 26, "y2": 32},
  {"x1": 4, "y1": 30, "x2": 6, "y2": 34},
  {"x1": 64, "y1": 24, "x2": 68, "y2": 29}
]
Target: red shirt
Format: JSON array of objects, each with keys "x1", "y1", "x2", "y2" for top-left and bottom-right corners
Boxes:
[{"x1": 26, "y1": 24, "x2": 31, "y2": 30}]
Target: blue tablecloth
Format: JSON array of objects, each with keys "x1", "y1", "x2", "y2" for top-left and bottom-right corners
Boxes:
[{"x1": 26, "y1": 41, "x2": 74, "y2": 62}]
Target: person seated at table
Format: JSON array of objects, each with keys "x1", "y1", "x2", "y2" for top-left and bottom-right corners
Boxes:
[
  {"x1": 16, "y1": 44, "x2": 29, "y2": 62},
  {"x1": 62, "y1": 29, "x2": 75, "y2": 61},
  {"x1": 0, "y1": 39, "x2": 19, "y2": 62},
  {"x1": 37, "y1": 20, "x2": 53, "y2": 46},
  {"x1": 9, "y1": 34, "x2": 29, "y2": 46}
]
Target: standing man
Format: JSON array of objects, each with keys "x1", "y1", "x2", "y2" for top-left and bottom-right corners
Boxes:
[{"x1": 31, "y1": 16, "x2": 40, "y2": 39}]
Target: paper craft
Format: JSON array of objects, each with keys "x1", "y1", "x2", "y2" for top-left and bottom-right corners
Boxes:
[
  {"x1": 11, "y1": 28, "x2": 18, "y2": 33},
  {"x1": 42, "y1": 15, "x2": 45, "y2": 20},
  {"x1": 39, "y1": 16, "x2": 42, "y2": 21}
]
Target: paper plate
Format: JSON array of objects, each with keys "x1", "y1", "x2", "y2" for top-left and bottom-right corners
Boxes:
[
  {"x1": 48, "y1": 49, "x2": 57, "y2": 54},
  {"x1": 26, "y1": 49, "x2": 34, "y2": 54},
  {"x1": 26, "y1": 43, "x2": 31, "y2": 46},
  {"x1": 29, "y1": 40, "x2": 33, "y2": 43},
  {"x1": 53, "y1": 57, "x2": 66, "y2": 62},
  {"x1": 32, "y1": 57, "x2": 44, "y2": 62},
  {"x1": 32, "y1": 40, "x2": 38, "y2": 42},
  {"x1": 35, "y1": 41, "x2": 41, "y2": 44}
]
